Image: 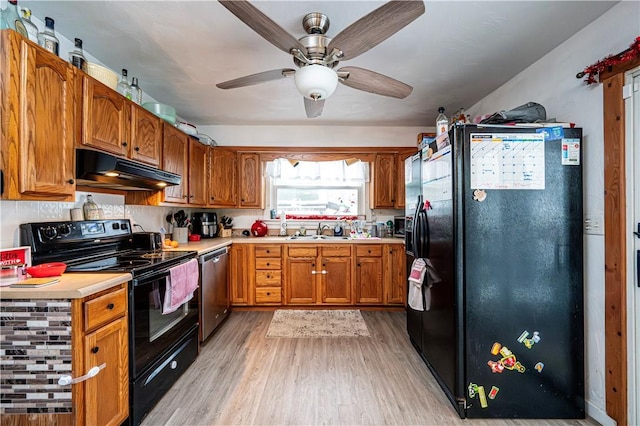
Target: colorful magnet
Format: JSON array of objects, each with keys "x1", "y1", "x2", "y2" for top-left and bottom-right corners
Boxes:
[
  {"x1": 473, "y1": 189, "x2": 487, "y2": 202},
  {"x1": 491, "y1": 342, "x2": 502, "y2": 355},
  {"x1": 517, "y1": 330, "x2": 529, "y2": 343},
  {"x1": 535, "y1": 362, "x2": 544, "y2": 372},
  {"x1": 532, "y1": 331, "x2": 541, "y2": 343},
  {"x1": 477, "y1": 386, "x2": 488, "y2": 408},
  {"x1": 514, "y1": 361, "x2": 526, "y2": 373},
  {"x1": 488, "y1": 386, "x2": 499, "y2": 400},
  {"x1": 499, "y1": 346, "x2": 512, "y2": 358},
  {"x1": 487, "y1": 360, "x2": 504, "y2": 373},
  {"x1": 468, "y1": 383, "x2": 478, "y2": 398}
]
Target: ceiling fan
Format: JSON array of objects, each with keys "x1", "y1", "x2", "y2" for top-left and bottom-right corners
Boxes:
[{"x1": 216, "y1": 0, "x2": 425, "y2": 118}]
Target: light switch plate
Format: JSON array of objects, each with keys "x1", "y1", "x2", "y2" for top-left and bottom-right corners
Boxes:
[{"x1": 584, "y1": 215, "x2": 604, "y2": 235}]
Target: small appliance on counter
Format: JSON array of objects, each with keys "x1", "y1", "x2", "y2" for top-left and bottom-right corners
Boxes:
[{"x1": 192, "y1": 212, "x2": 218, "y2": 238}]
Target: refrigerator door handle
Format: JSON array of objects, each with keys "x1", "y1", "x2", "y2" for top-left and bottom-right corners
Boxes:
[{"x1": 637, "y1": 250, "x2": 639, "y2": 288}]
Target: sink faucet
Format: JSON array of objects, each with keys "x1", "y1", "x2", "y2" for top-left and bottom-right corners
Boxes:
[{"x1": 317, "y1": 223, "x2": 331, "y2": 236}]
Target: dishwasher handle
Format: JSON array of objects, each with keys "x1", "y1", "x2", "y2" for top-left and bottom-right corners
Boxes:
[{"x1": 200, "y1": 247, "x2": 228, "y2": 263}]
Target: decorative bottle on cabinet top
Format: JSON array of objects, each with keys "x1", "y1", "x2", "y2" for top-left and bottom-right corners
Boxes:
[
  {"x1": 20, "y1": 7, "x2": 38, "y2": 42},
  {"x1": 37, "y1": 17, "x2": 59, "y2": 55},
  {"x1": 116, "y1": 69, "x2": 132, "y2": 100},
  {"x1": 68, "y1": 38, "x2": 87, "y2": 72},
  {"x1": 1, "y1": 0, "x2": 28, "y2": 38},
  {"x1": 130, "y1": 77, "x2": 143, "y2": 104}
]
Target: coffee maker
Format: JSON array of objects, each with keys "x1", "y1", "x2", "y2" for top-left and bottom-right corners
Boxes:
[{"x1": 192, "y1": 212, "x2": 218, "y2": 238}]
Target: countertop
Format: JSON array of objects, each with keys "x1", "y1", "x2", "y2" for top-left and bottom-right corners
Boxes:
[
  {"x1": 0, "y1": 273, "x2": 132, "y2": 300},
  {"x1": 0, "y1": 236, "x2": 404, "y2": 301}
]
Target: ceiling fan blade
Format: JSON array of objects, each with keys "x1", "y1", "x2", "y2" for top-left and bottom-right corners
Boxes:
[
  {"x1": 304, "y1": 97, "x2": 325, "y2": 118},
  {"x1": 328, "y1": 1, "x2": 425, "y2": 61},
  {"x1": 217, "y1": 69, "x2": 295, "y2": 89},
  {"x1": 338, "y1": 66, "x2": 413, "y2": 99},
  {"x1": 219, "y1": 0, "x2": 306, "y2": 54}
]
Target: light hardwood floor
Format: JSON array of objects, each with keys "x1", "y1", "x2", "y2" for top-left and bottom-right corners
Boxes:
[{"x1": 141, "y1": 311, "x2": 597, "y2": 426}]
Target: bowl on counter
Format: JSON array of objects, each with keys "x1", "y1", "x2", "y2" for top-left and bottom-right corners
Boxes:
[
  {"x1": 188, "y1": 234, "x2": 201, "y2": 242},
  {"x1": 142, "y1": 102, "x2": 177, "y2": 125},
  {"x1": 26, "y1": 262, "x2": 67, "y2": 278},
  {"x1": 86, "y1": 63, "x2": 118, "y2": 90}
]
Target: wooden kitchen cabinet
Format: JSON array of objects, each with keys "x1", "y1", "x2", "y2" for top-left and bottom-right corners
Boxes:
[
  {"x1": 162, "y1": 123, "x2": 189, "y2": 203},
  {"x1": 252, "y1": 244, "x2": 282, "y2": 305},
  {"x1": 79, "y1": 75, "x2": 162, "y2": 167},
  {"x1": 284, "y1": 245, "x2": 352, "y2": 305},
  {"x1": 355, "y1": 244, "x2": 384, "y2": 305},
  {"x1": 370, "y1": 153, "x2": 396, "y2": 209},
  {"x1": 385, "y1": 244, "x2": 406, "y2": 305},
  {"x1": 230, "y1": 244, "x2": 250, "y2": 305},
  {"x1": 394, "y1": 154, "x2": 406, "y2": 209},
  {"x1": 158, "y1": 124, "x2": 206, "y2": 206},
  {"x1": 237, "y1": 152, "x2": 263, "y2": 209},
  {"x1": 209, "y1": 147, "x2": 238, "y2": 207},
  {"x1": 72, "y1": 284, "x2": 129, "y2": 426},
  {"x1": 1, "y1": 30, "x2": 76, "y2": 201}
]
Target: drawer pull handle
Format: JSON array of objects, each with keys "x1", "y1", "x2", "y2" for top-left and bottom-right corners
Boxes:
[
  {"x1": 107, "y1": 303, "x2": 115, "y2": 310},
  {"x1": 91, "y1": 346, "x2": 100, "y2": 354},
  {"x1": 58, "y1": 363, "x2": 106, "y2": 386}
]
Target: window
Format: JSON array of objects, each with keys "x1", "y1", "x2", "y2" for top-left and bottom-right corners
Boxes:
[{"x1": 267, "y1": 159, "x2": 369, "y2": 219}]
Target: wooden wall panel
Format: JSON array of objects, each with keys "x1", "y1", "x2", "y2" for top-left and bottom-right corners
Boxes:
[{"x1": 602, "y1": 73, "x2": 627, "y2": 426}]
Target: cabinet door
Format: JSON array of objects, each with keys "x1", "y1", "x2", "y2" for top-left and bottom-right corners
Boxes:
[
  {"x1": 84, "y1": 317, "x2": 128, "y2": 426},
  {"x1": 1, "y1": 32, "x2": 75, "y2": 200},
  {"x1": 320, "y1": 256, "x2": 352, "y2": 304},
  {"x1": 162, "y1": 124, "x2": 189, "y2": 204},
  {"x1": 130, "y1": 105, "x2": 162, "y2": 166},
  {"x1": 385, "y1": 245, "x2": 406, "y2": 305},
  {"x1": 81, "y1": 76, "x2": 130, "y2": 156},
  {"x1": 394, "y1": 154, "x2": 406, "y2": 209},
  {"x1": 238, "y1": 153, "x2": 263, "y2": 208},
  {"x1": 230, "y1": 244, "x2": 249, "y2": 305},
  {"x1": 188, "y1": 139, "x2": 208, "y2": 206},
  {"x1": 285, "y1": 257, "x2": 317, "y2": 305},
  {"x1": 355, "y1": 257, "x2": 384, "y2": 304},
  {"x1": 209, "y1": 147, "x2": 237, "y2": 207},
  {"x1": 370, "y1": 153, "x2": 395, "y2": 208}
]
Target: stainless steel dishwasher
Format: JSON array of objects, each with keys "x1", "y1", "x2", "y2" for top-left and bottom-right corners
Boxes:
[{"x1": 199, "y1": 246, "x2": 229, "y2": 342}]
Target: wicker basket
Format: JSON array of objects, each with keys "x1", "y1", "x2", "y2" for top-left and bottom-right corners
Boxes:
[{"x1": 86, "y1": 62, "x2": 118, "y2": 90}]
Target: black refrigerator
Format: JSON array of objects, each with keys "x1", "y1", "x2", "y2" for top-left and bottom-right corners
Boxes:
[{"x1": 406, "y1": 124, "x2": 585, "y2": 418}]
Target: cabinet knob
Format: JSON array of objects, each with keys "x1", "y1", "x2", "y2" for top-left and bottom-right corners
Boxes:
[
  {"x1": 107, "y1": 303, "x2": 115, "y2": 310},
  {"x1": 266, "y1": 275, "x2": 271, "y2": 279},
  {"x1": 67, "y1": 179, "x2": 75, "y2": 184},
  {"x1": 91, "y1": 346, "x2": 99, "y2": 354},
  {"x1": 122, "y1": 142, "x2": 127, "y2": 147},
  {"x1": 190, "y1": 195, "x2": 194, "y2": 199},
  {"x1": 134, "y1": 146, "x2": 140, "y2": 152},
  {"x1": 358, "y1": 263, "x2": 361, "y2": 267},
  {"x1": 210, "y1": 196, "x2": 215, "y2": 200},
  {"x1": 183, "y1": 195, "x2": 188, "y2": 199},
  {"x1": 266, "y1": 263, "x2": 270, "y2": 266},
  {"x1": 368, "y1": 250, "x2": 371, "y2": 253},
  {"x1": 266, "y1": 292, "x2": 271, "y2": 296},
  {"x1": 241, "y1": 199, "x2": 245, "y2": 202},
  {"x1": 266, "y1": 250, "x2": 270, "y2": 253}
]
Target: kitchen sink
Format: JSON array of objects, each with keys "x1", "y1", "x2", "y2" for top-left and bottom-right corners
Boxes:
[{"x1": 286, "y1": 235, "x2": 350, "y2": 240}]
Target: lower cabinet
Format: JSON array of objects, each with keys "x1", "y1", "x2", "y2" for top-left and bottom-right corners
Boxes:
[
  {"x1": 284, "y1": 245, "x2": 352, "y2": 306},
  {"x1": 72, "y1": 283, "x2": 129, "y2": 426},
  {"x1": 355, "y1": 245, "x2": 384, "y2": 305},
  {"x1": 230, "y1": 242, "x2": 405, "y2": 308}
]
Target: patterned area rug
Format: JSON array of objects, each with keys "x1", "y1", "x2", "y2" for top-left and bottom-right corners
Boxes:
[{"x1": 266, "y1": 309, "x2": 370, "y2": 338}]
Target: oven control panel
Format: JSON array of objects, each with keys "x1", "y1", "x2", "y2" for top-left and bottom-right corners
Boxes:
[{"x1": 20, "y1": 219, "x2": 132, "y2": 250}]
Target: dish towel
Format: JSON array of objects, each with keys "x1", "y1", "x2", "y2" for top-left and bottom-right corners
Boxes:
[
  {"x1": 408, "y1": 258, "x2": 427, "y2": 311},
  {"x1": 163, "y1": 258, "x2": 199, "y2": 315}
]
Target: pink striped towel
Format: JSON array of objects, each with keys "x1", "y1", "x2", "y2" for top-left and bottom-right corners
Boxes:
[{"x1": 163, "y1": 259, "x2": 199, "y2": 314}]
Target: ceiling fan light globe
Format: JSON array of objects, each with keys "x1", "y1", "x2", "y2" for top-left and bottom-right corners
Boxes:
[{"x1": 294, "y1": 64, "x2": 338, "y2": 100}]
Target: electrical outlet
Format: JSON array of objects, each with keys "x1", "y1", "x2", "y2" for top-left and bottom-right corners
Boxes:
[{"x1": 584, "y1": 215, "x2": 604, "y2": 235}]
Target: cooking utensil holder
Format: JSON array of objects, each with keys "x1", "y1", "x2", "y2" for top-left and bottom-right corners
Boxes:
[{"x1": 173, "y1": 227, "x2": 189, "y2": 244}]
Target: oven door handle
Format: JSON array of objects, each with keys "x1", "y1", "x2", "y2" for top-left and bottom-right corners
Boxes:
[{"x1": 133, "y1": 270, "x2": 171, "y2": 287}]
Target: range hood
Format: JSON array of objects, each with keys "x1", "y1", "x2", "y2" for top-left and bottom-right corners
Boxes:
[{"x1": 76, "y1": 149, "x2": 181, "y2": 191}]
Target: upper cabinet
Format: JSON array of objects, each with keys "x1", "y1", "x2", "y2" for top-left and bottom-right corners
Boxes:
[
  {"x1": 78, "y1": 75, "x2": 162, "y2": 167},
  {"x1": 1, "y1": 30, "x2": 75, "y2": 201},
  {"x1": 370, "y1": 153, "x2": 407, "y2": 209},
  {"x1": 209, "y1": 147, "x2": 237, "y2": 207},
  {"x1": 188, "y1": 137, "x2": 208, "y2": 206},
  {"x1": 237, "y1": 153, "x2": 263, "y2": 209}
]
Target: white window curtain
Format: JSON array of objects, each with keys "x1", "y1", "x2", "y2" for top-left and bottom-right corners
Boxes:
[{"x1": 265, "y1": 159, "x2": 370, "y2": 183}]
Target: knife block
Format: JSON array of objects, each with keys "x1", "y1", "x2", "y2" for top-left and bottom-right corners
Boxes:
[{"x1": 220, "y1": 228, "x2": 232, "y2": 238}]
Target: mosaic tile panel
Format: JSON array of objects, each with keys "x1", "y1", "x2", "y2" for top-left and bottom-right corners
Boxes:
[{"x1": 0, "y1": 299, "x2": 73, "y2": 414}]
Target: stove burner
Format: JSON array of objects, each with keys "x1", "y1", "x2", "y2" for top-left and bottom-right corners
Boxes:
[
  {"x1": 116, "y1": 259, "x2": 152, "y2": 267},
  {"x1": 140, "y1": 253, "x2": 164, "y2": 259}
]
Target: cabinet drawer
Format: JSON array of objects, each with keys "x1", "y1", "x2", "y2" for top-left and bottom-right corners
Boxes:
[
  {"x1": 255, "y1": 287, "x2": 282, "y2": 304},
  {"x1": 255, "y1": 257, "x2": 282, "y2": 270},
  {"x1": 255, "y1": 270, "x2": 281, "y2": 287},
  {"x1": 255, "y1": 245, "x2": 281, "y2": 257},
  {"x1": 322, "y1": 246, "x2": 352, "y2": 257},
  {"x1": 84, "y1": 288, "x2": 127, "y2": 331},
  {"x1": 287, "y1": 246, "x2": 317, "y2": 257},
  {"x1": 356, "y1": 245, "x2": 383, "y2": 257}
]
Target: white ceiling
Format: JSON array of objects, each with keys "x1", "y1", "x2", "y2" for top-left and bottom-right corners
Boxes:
[{"x1": 22, "y1": 1, "x2": 616, "y2": 127}]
